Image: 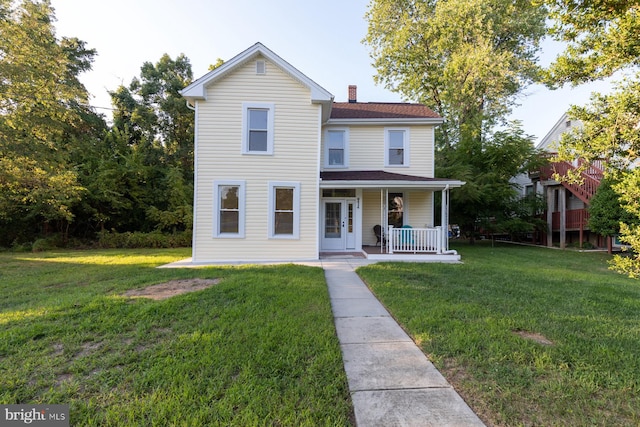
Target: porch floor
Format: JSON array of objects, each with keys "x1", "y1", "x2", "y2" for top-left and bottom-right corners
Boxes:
[
  {"x1": 320, "y1": 247, "x2": 461, "y2": 262},
  {"x1": 362, "y1": 245, "x2": 438, "y2": 255}
]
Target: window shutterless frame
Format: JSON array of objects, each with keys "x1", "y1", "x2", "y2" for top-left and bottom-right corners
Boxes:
[
  {"x1": 324, "y1": 128, "x2": 349, "y2": 168},
  {"x1": 242, "y1": 102, "x2": 275, "y2": 155},
  {"x1": 268, "y1": 181, "x2": 300, "y2": 239},
  {"x1": 384, "y1": 127, "x2": 410, "y2": 167},
  {"x1": 213, "y1": 180, "x2": 245, "y2": 238}
]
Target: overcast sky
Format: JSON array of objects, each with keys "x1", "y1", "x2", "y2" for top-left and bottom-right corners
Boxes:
[{"x1": 49, "y1": 0, "x2": 614, "y2": 144}]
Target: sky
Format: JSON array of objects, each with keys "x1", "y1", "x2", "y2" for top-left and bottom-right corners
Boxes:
[{"x1": 49, "y1": 0, "x2": 615, "y2": 145}]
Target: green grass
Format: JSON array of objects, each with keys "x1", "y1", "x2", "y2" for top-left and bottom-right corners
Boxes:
[
  {"x1": 0, "y1": 249, "x2": 353, "y2": 426},
  {"x1": 357, "y1": 242, "x2": 640, "y2": 427}
]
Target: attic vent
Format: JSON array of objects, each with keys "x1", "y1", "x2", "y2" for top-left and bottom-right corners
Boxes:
[{"x1": 256, "y1": 60, "x2": 266, "y2": 75}]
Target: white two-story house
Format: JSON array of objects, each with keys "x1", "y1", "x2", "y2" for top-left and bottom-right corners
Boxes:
[{"x1": 180, "y1": 43, "x2": 464, "y2": 263}]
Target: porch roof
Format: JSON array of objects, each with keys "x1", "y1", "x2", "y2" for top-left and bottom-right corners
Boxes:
[{"x1": 319, "y1": 170, "x2": 465, "y2": 189}]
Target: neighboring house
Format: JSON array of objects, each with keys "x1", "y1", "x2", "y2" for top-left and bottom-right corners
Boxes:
[
  {"x1": 516, "y1": 113, "x2": 605, "y2": 248},
  {"x1": 180, "y1": 42, "x2": 464, "y2": 263}
]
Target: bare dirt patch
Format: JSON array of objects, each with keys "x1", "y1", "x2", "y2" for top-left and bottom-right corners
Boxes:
[
  {"x1": 123, "y1": 278, "x2": 220, "y2": 300},
  {"x1": 513, "y1": 330, "x2": 554, "y2": 346}
]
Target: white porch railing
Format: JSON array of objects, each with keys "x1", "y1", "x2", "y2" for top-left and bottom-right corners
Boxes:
[{"x1": 387, "y1": 226, "x2": 443, "y2": 254}]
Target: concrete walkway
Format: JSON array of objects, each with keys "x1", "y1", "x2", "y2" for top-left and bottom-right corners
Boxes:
[
  {"x1": 321, "y1": 258, "x2": 485, "y2": 427},
  {"x1": 161, "y1": 256, "x2": 485, "y2": 425}
]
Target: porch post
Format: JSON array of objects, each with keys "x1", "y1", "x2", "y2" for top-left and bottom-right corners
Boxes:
[
  {"x1": 546, "y1": 186, "x2": 554, "y2": 247},
  {"x1": 441, "y1": 185, "x2": 449, "y2": 254},
  {"x1": 559, "y1": 189, "x2": 566, "y2": 249},
  {"x1": 384, "y1": 188, "x2": 389, "y2": 253}
]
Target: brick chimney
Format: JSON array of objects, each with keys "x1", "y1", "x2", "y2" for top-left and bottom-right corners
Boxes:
[{"x1": 348, "y1": 85, "x2": 357, "y2": 103}]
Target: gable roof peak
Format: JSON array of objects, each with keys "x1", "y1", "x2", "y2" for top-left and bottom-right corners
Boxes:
[{"x1": 180, "y1": 42, "x2": 333, "y2": 109}]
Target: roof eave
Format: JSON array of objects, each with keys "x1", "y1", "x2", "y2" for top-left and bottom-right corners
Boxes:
[
  {"x1": 319, "y1": 179, "x2": 465, "y2": 189},
  {"x1": 326, "y1": 117, "x2": 444, "y2": 126}
]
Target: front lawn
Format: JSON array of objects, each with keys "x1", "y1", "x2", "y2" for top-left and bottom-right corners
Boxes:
[
  {"x1": 0, "y1": 249, "x2": 352, "y2": 426},
  {"x1": 358, "y1": 242, "x2": 640, "y2": 426}
]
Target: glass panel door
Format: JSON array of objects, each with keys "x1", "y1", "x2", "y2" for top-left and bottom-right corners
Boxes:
[{"x1": 322, "y1": 201, "x2": 345, "y2": 250}]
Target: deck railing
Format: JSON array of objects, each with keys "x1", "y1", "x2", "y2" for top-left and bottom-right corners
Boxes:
[
  {"x1": 387, "y1": 226, "x2": 443, "y2": 254},
  {"x1": 551, "y1": 208, "x2": 590, "y2": 230}
]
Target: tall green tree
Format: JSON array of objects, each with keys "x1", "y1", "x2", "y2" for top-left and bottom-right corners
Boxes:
[
  {"x1": 110, "y1": 53, "x2": 194, "y2": 171},
  {"x1": 364, "y1": 0, "x2": 546, "y2": 148},
  {"x1": 588, "y1": 177, "x2": 636, "y2": 252},
  {"x1": 0, "y1": 0, "x2": 103, "y2": 244},
  {"x1": 440, "y1": 125, "x2": 543, "y2": 239},
  {"x1": 364, "y1": 0, "x2": 547, "y2": 239},
  {"x1": 109, "y1": 54, "x2": 195, "y2": 233},
  {"x1": 544, "y1": 0, "x2": 640, "y2": 277},
  {"x1": 544, "y1": 0, "x2": 640, "y2": 86}
]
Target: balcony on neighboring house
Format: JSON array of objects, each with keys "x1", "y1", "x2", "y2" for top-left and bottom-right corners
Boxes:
[{"x1": 551, "y1": 208, "x2": 590, "y2": 231}]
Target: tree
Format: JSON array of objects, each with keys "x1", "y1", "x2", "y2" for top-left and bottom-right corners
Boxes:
[
  {"x1": 0, "y1": 0, "x2": 103, "y2": 245},
  {"x1": 110, "y1": 53, "x2": 194, "y2": 171},
  {"x1": 544, "y1": 0, "x2": 640, "y2": 277},
  {"x1": 439, "y1": 124, "x2": 543, "y2": 240},
  {"x1": 544, "y1": 0, "x2": 640, "y2": 86},
  {"x1": 364, "y1": 0, "x2": 547, "y2": 148},
  {"x1": 109, "y1": 54, "x2": 195, "y2": 233},
  {"x1": 588, "y1": 177, "x2": 636, "y2": 252},
  {"x1": 364, "y1": 0, "x2": 547, "y2": 241}
]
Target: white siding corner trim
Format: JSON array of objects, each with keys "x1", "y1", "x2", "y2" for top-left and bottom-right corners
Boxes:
[
  {"x1": 213, "y1": 180, "x2": 246, "y2": 238},
  {"x1": 268, "y1": 181, "x2": 301, "y2": 239}
]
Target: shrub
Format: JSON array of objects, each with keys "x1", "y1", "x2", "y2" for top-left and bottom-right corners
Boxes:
[{"x1": 96, "y1": 230, "x2": 192, "y2": 249}]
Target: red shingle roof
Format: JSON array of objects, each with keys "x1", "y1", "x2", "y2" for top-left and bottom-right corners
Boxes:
[
  {"x1": 330, "y1": 102, "x2": 441, "y2": 120},
  {"x1": 320, "y1": 170, "x2": 456, "y2": 182}
]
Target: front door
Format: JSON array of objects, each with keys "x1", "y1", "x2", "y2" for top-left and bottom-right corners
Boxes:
[{"x1": 321, "y1": 199, "x2": 356, "y2": 251}]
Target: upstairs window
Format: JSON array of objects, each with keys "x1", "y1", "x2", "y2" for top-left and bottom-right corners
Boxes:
[
  {"x1": 385, "y1": 128, "x2": 410, "y2": 167},
  {"x1": 242, "y1": 102, "x2": 274, "y2": 154},
  {"x1": 325, "y1": 129, "x2": 348, "y2": 167}
]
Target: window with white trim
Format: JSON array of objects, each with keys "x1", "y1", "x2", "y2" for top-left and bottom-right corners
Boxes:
[
  {"x1": 242, "y1": 102, "x2": 274, "y2": 154},
  {"x1": 268, "y1": 181, "x2": 300, "y2": 238},
  {"x1": 325, "y1": 129, "x2": 349, "y2": 167},
  {"x1": 385, "y1": 128, "x2": 410, "y2": 166},
  {"x1": 213, "y1": 180, "x2": 245, "y2": 237}
]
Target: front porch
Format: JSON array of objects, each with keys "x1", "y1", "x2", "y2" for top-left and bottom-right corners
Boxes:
[
  {"x1": 319, "y1": 170, "x2": 465, "y2": 262},
  {"x1": 320, "y1": 246, "x2": 461, "y2": 262},
  {"x1": 362, "y1": 225, "x2": 461, "y2": 262}
]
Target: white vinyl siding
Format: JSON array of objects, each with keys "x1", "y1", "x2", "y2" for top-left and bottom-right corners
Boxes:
[
  {"x1": 362, "y1": 190, "x2": 384, "y2": 246},
  {"x1": 327, "y1": 125, "x2": 434, "y2": 177},
  {"x1": 192, "y1": 55, "x2": 319, "y2": 262}
]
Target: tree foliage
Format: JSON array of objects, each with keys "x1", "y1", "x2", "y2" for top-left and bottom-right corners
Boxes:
[
  {"x1": 544, "y1": 0, "x2": 640, "y2": 86},
  {"x1": 364, "y1": 0, "x2": 547, "y2": 239},
  {"x1": 0, "y1": 0, "x2": 105, "y2": 243},
  {"x1": 439, "y1": 125, "x2": 543, "y2": 239},
  {"x1": 588, "y1": 177, "x2": 635, "y2": 237},
  {"x1": 0, "y1": 1, "x2": 194, "y2": 247},
  {"x1": 546, "y1": 0, "x2": 640, "y2": 277},
  {"x1": 364, "y1": 0, "x2": 547, "y2": 147}
]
